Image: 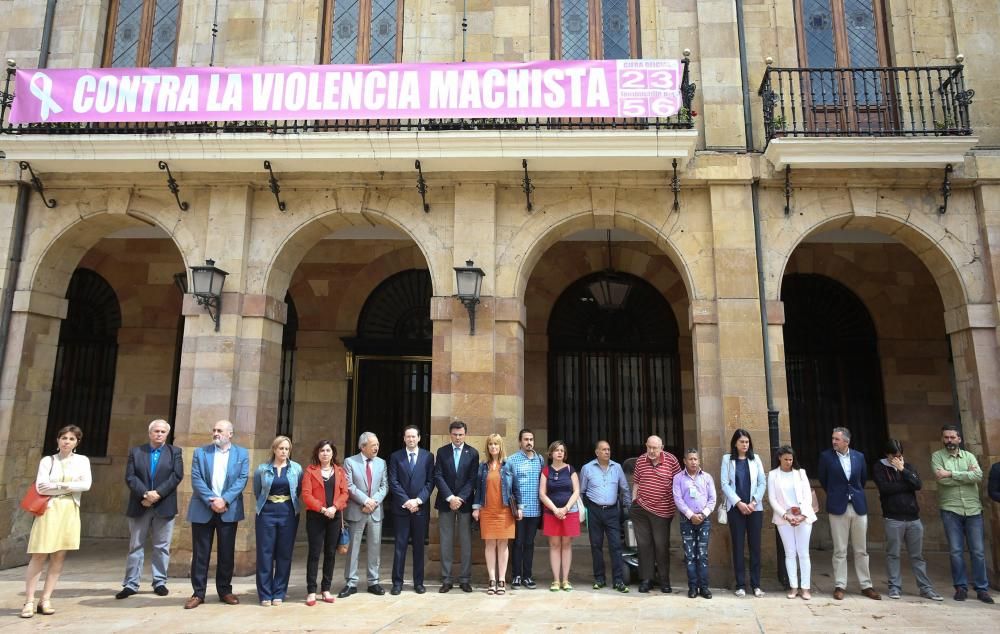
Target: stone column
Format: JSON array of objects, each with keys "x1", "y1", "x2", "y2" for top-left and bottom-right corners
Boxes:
[
  {"x1": 169, "y1": 186, "x2": 286, "y2": 577},
  {"x1": 694, "y1": 0, "x2": 746, "y2": 149}
]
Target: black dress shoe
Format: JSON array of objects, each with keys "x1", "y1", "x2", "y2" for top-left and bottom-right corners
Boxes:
[
  {"x1": 661, "y1": 584, "x2": 673, "y2": 594},
  {"x1": 688, "y1": 588, "x2": 697, "y2": 598},
  {"x1": 338, "y1": 586, "x2": 357, "y2": 599},
  {"x1": 367, "y1": 585, "x2": 386, "y2": 596},
  {"x1": 699, "y1": 587, "x2": 713, "y2": 599},
  {"x1": 439, "y1": 583, "x2": 453, "y2": 594},
  {"x1": 460, "y1": 583, "x2": 473, "y2": 593},
  {"x1": 390, "y1": 585, "x2": 402, "y2": 596},
  {"x1": 522, "y1": 577, "x2": 537, "y2": 589},
  {"x1": 153, "y1": 585, "x2": 169, "y2": 597},
  {"x1": 115, "y1": 588, "x2": 137, "y2": 600},
  {"x1": 638, "y1": 581, "x2": 652, "y2": 593},
  {"x1": 511, "y1": 576, "x2": 522, "y2": 588},
  {"x1": 414, "y1": 585, "x2": 426, "y2": 594}
]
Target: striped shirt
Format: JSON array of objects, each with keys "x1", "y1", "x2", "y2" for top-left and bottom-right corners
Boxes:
[
  {"x1": 507, "y1": 450, "x2": 545, "y2": 517},
  {"x1": 633, "y1": 451, "x2": 682, "y2": 518}
]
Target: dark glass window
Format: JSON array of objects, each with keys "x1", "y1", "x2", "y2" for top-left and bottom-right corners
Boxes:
[
  {"x1": 782, "y1": 273, "x2": 888, "y2": 474},
  {"x1": 45, "y1": 269, "x2": 121, "y2": 457},
  {"x1": 325, "y1": 0, "x2": 402, "y2": 64},
  {"x1": 554, "y1": 0, "x2": 639, "y2": 60},
  {"x1": 548, "y1": 272, "x2": 681, "y2": 467},
  {"x1": 104, "y1": 0, "x2": 181, "y2": 68}
]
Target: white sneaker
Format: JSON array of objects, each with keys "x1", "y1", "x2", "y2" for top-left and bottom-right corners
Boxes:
[
  {"x1": 753, "y1": 588, "x2": 765, "y2": 598},
  {"x1": 734, "y1": 589, "x2": 746, "y2": 597}
]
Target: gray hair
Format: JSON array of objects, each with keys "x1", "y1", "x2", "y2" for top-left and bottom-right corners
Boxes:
[
  {"x1": 148, "y1": 419, "x2": 170, "y2": 432},
  {"x1": 684, "y1": 448, "x2": 699, "y2": 458},
  {"x1": 358, "y1": 431, "x2": 378, "y2": 450},
  {"x1": 832, "y1": 427, "x2": 852, "y2": 441}
]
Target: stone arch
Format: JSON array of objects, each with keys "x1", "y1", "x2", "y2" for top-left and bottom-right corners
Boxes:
[
  {"x1": 766, "y1": 202, "x2": 979, "y2": 311},
  {"x1": 259, "y1": 191, "x2": 446, "y2": 302},
  {"x1": 332, "y1": 245, "x2": 429, "y2": 332},
  {"x1": 502, "y1": 208, "x2": 701, "y2": 303}
]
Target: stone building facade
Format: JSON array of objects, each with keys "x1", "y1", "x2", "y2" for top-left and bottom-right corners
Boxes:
[{"x1": 0, "y1": 0, "x2": 997, "y2": 583}]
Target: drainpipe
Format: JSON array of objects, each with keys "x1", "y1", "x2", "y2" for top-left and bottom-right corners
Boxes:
[
  {"x1": 0, "y1": 184, "x2": 30, "y2": 383},
  {"x1": 38, "y1": 0, "x2": 58, "y2": 68}
]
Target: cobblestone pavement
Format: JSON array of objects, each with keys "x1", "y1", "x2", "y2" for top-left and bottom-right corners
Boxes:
[{"x1": 0, "y1": 539, "x2": 995, "y2": 632}]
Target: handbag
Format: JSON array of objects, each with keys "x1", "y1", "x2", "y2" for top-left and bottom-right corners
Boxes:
[
  {"x1": 803, "y1": 470, "x2": 820, "y2": 514},
  {"x1": 717, "y1": 459, "x2": 732, "y2": 525},
  {"x1": 20, "y1": 456, "x2": 54, "y2": 516},
  {"x1": 337, "y1": 515, "x2": 350, "y2": 555}
]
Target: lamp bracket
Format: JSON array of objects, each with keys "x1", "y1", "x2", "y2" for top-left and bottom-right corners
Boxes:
[
  {"x1": 459, "y1": 296, "x2": 480, "y2": 335},
  {"x1": 783, "y1": 165, "x2": 792, "y2": 216},
  {"x1": 938, "y1": 163, "x2": 953, "y2": 214},
  {"x1": 264, "y1": 160, "x2": 287, "y2": 212},
  {"x1": 194, "y1": 294, "x2": 222, "y2": 332},
  {"x1": 522, "y1": 159, "x2": 535, "y2": 212},
  {"x1": 415, "y1": 160, "x2": 430, "y2": 212},
  {"x1": 18, "y1": 161, "x2": 56, "y2": 208},
  {"x1": 158, "y1": 161, "x2": 189, "y2": 211},
  {"x1": 670, "y1": 159, "x2": 680, "y2": 212}
]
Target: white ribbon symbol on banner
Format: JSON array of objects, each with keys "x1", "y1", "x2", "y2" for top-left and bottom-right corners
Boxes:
[{"x1": 28, "y1": 72, "x2": 63, "y2": 121}]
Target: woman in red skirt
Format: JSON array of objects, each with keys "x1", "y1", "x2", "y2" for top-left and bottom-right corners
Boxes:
[{"x1": 539, "y1": 440, "x2": 580, "y2": 591}]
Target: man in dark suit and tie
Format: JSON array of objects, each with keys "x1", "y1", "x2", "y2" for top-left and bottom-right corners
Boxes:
[
  {"x1": 434, "y1": 420, "x2": 479, "y2": 593},
  {"x1": 818, "y1": 426, "x2": 881, "y2": 601},
  {"x1": 116, "y1": 419, "x2": 184, "y2": 599},
  {"x1": 184, "y1": 420, "x2": 250, "y2": 609},
  {"x1": 387, "y1": 425, "x2": 435, "y2": 595},
  {"x1": 339, "y1": 431, "x2": 389, "y2": 598}
]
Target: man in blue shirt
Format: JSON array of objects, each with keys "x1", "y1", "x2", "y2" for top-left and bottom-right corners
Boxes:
[
  {"x1": 580, "y1": 440, "x2": 631, "y2": 592},
  {"x1": 507, "y1": 429, "x2": 544, "y2": 589}
]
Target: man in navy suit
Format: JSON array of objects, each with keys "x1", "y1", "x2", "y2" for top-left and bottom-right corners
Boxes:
[
  {"x1": 434, "y1": 420, "x2": 479, "y2": 592},
  {"x1": 116, "y1": 419, "x2": 184, "y2": 599},
  {"x1": 818, "y1": 426, "x2": 881, "y2": 601},
  {"x1": 387, "y1": 425, "x2": 435, "y2": 595},
  {"x1": 184, "y1": 420, "x2": 250, "y2": 609}
]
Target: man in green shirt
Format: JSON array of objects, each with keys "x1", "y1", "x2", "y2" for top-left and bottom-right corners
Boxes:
[{"x1": 931, "y1": 425, "x2": 993, "y2": 604}]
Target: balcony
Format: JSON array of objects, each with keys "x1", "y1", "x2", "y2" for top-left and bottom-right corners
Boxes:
[
  {"x1": 0, "y1": 61, "x2": 699, "y2": 175},
  {"x1": 758, "y1": 60, "x2": 978, "y2": 170}
]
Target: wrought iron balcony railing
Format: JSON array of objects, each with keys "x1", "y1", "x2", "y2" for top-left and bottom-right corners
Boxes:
[
  {"x1": 758, "y1": 62, "x2": 974, "y2": 144},
  {"x1": 0, "y1": 58, "x2": 696, "y2": 136}
]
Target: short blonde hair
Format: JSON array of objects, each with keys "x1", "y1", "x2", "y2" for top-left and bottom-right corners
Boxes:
[
  {"x1": 270, "y1": 435, "x2": 292, "y2": 462},
  {"x1": 483, "y1": 433, "x2": 507, "y2": 464}
]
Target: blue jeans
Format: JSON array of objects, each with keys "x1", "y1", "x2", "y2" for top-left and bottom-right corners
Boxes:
[
  {"x1": 939, "y1": 510, "x2": 989, "y2": 592},
  {"x1": 585, "y1": 501, "x2": 624, "y2": 584},
  {"x1": 680, "y1": 517, "x2": 711, "y2": 589}
]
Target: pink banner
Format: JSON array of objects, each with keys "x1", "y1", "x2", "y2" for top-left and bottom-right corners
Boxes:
[{"x1": 10, "y1": 59, "x2": 682, "y2": 124}]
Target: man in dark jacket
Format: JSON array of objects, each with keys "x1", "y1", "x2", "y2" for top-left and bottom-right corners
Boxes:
[
  {"x1": 872, "y1": 439, "x2": 942, "y2": 601},
  {"x1": 990, "y1": 461, "x2": 1000, "y2": 503}
]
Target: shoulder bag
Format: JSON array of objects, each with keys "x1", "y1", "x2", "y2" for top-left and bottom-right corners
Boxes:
[
  {"x1": 20, "y1": 456, "x2": 54, "y2": 516},
  {"x1": 337, "y1": 513, "x2": 350, "y2": 554},
  {"x1": 717, "y1": 459, "x2": 732, "y2": 525}
]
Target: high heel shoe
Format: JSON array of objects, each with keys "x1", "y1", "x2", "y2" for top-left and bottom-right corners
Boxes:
[
  {"x1": 19, "y1": 601, "x2": 34, "y2": 618},
  {"x1": 37, "y1": 599, "x2": 54, "y2": 615},
  {"x1": 486, "y1": 580, "x2": 497, "y2": 595}
]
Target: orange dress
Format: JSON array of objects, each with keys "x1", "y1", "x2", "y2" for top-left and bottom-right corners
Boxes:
[{"x1": 479, "y1": 464, "x2": 515, "y2": 540}]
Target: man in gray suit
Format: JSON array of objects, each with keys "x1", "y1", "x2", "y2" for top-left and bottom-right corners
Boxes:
[{"x1": 339, "y1": 431, "x2": 388, "y2": 597}]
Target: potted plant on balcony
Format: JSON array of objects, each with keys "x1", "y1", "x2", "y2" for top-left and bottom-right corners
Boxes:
[
  {"x1": 933, "y1": 114, "x2": 957, "y2": 135},
  {"x1": 770, "y1": 113, "x2": 787, "y2": 137}
]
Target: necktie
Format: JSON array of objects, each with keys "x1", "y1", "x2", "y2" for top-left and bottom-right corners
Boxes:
[
  {"x1": 454, "y1": 445, "x2": 461, "y2": 470},
  {"x1": 366, "y1": 459, "x2": 373, "y2": 495},
  {"x1": 409, "y1": 452, "x2": 416, "y2": 472},
  {"x1": 150, "y1": 448, "x2": 160, "y2": 477}
]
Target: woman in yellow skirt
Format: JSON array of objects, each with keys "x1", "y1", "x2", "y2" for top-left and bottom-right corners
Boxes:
[{"x1": 21, "y1": 425, "x2": 92, "y2": 618}]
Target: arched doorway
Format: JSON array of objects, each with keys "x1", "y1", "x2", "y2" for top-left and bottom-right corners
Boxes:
[
  {"x1": 44, "y1": 268, "x2": 122, "y2": 457},
  {"x1": 781, "y1": 273, "x2": 888, "y2": 473},
  {"x1": 547, "y1": 272, "x2": 683, "y2": 467}
]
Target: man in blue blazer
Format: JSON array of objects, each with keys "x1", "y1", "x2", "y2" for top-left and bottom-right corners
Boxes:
[
  {"x1": 117, "y1": 419, "x2": 184, "y2": 600},
  {"x1": 184, "y1": 420, "x2": 250, "y2": 609},
  {"x1": 817, "y1": 426, "x2": 881, "y2": 601},
  {"x1": 387, "y1": 425, "x2": 435, "y2": 595},
  {"x1": 433, "y1": 420, "x2": 479, "y2": 593}
]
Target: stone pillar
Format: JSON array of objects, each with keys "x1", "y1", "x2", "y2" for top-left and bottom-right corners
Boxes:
[
  {"x1": 169, "y1": 186, "x2": 286, "y2": 577},
  {"x1": 695, "y1": 0, "x2": 747, "y2": 149},
  {"x1": 694, "y1": 183, "x2": 772, "y2": 585}
]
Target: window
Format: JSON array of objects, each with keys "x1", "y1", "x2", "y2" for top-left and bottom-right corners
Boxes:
[
  {"x1": 323, "y1": 0, "x2": 403, "y2": 64},
  {"x1": 553, "y1": 0, "x2": 639, "y2": 60},
  {"x1": 782, "y1": 274, "x2": 888, "y2": 474},
  {"x1": 45, "y1": 269, "x2": 121, "y2": 458},
  {"x1": 103, "y1": 0, "x2": 181, "y2": 67}
]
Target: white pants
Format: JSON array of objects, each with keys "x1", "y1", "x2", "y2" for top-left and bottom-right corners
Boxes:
[
  {"x1": 777, "y1": 522, "x2": 812, "y2": 589},
  {"x1": 829, "y1": 506, "x2": 871, "y2": 590}
]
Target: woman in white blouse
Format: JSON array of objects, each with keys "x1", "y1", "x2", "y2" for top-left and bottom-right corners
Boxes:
[
  {"x1": 21, "y1": 425, "x2": 92, "y2": 618},
  {"x1": 767, "y1": 445, "x2": 817, "y2": 600}
]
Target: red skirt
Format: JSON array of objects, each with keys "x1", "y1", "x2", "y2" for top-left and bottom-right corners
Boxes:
[{"x1": 542, "y1": 511, "x2": 581, "y2": 537}]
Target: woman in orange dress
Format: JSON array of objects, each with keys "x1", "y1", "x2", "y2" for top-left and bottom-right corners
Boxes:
[{"x1": 472, "y1": 433, "x2": 518, "y2": 595}]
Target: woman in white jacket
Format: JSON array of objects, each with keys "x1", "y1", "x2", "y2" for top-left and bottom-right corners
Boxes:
[
  {"x1": 768, "y1": 445, "x2": 817, "y2": 600},
  {"x1": 720, "y1": 429, "x2": 767, "y2": 597}
]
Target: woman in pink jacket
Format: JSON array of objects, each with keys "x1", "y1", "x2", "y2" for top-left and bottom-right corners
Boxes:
[{"x1": 767, "y1": 446, "x2": 817, "y2": 600}]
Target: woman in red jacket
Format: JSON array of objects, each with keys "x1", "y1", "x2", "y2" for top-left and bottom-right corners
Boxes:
[{"x1": 301, "y1": 439, "x2": 348, "y2": 605}]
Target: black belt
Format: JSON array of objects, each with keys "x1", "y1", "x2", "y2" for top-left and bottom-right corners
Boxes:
[{"x1": 586, "y1": 498, "x2": 618, "y2": 510}]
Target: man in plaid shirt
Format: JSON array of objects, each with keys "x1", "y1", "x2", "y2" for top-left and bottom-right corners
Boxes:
[{"x1": 507, "y1": 429, "x2": 544, "y2": 589}]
